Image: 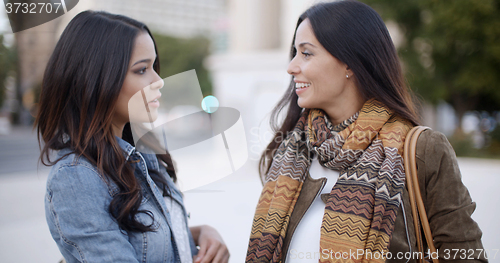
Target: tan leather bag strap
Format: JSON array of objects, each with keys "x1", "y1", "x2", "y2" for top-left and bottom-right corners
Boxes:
[{"x1": 403, "y1": 126, "x2": 439, "y2": 263}]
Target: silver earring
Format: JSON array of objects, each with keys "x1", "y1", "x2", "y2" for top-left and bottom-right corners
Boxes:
[{"x1": 346, "y1": 74, "x2": 349, "y2": 78}]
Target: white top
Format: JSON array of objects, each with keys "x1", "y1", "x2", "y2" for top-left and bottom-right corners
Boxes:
[
  {"x1": 164, "y1": 196, "x2": 193, "y2": 263},
  {"x1": 286, "y1": 159, "x2": 339, "y2": 263}
]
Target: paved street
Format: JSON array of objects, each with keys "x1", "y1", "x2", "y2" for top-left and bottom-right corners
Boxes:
[
  {"x1": 1, "y1": 126, "x2": 499, "y2": 263},
  {"x1": 0, "y1": 126, "x2": 46, "y2": 175}
]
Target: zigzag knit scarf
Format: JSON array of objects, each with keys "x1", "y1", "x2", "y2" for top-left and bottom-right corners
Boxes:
[{"x1": 246, "y1": 99, "x2": 413, "y2": 262}]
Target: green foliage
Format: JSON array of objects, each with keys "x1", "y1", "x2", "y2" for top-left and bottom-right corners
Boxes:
[
  {"x1": 362, "y1": 0, "x2": 500, "y2": 117},
  {"x1": 449, "y1": 134, "x2": 500, "y2": 159},
  {"x1": 448, "y1": 132, "x2": 478, "y2": 157},
  {"x1": 491, "y1": 124, "x2": 500, "y2": 142},
  {"x1": 152, "y1": 33, "x2": 212, "y2": 96},
  {"x1": 0, "y1": 35, "x2": 16, "y2": 109},
  {"x1": 487, "y1": 125, "x2": 500, "y2": 156}
]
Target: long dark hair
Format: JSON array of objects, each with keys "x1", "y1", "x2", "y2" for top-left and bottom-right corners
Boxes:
[
  {"x1": 260, "y1": 0, "x2": 421, "y2": 176},
  {"x1": 35, "y1": 11, "x2": 176, "y2": 232}
]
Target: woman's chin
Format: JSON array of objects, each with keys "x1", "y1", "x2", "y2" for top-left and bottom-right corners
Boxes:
[
  {"x1": 297, "y1": 99, "x2": 313, "y2": 109},
  {"x1": 129, "y1": 112, "x2": 159, "y2": 124}
]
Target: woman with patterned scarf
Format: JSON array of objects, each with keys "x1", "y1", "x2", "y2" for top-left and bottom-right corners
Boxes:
[{"x1": 246, "y1": 1, "x2": 487, "y2": 262}]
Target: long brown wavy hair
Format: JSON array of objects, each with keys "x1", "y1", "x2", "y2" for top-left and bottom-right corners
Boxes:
[
  {"x1": 260, "y1": 0, "x2": 421, "y2": 177},
  {"x1": 35, "y1": 11, "x2": 176, "y2": 232}
]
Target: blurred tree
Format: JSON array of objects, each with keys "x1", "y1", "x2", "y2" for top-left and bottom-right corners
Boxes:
[
  {"x1": 362, "y1": 0, "x2": 500, "y2": 129},
  {"x1": 0, "y1": 35, "x2": 16, "y2": 109},
  {"x1": 152, "y1": 33, "x2": 212, "y2": 96}
]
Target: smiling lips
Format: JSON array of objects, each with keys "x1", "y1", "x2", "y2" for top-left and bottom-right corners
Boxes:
[
  {"x1": 295, "y1": 82, "x2": 311, "y2": 89},
  {"x1": 295, "y1": 82, "x2": 311, "y2": 96},
  {"x1": 147, "y1": 95, "x2": 161, "y2": 108}
]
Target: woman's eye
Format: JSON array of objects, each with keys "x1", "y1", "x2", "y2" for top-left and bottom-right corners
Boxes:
[
  {"x1": 137, "y1": 67, "x2": 147, "y2": 74},
  {"x1": 301, "y1": 52, "x2": 311, "y2": 57}
]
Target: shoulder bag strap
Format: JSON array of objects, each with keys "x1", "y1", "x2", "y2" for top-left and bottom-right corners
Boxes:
[{"x1": 404, "y1": 126, "x2": 439, "y2": 263}]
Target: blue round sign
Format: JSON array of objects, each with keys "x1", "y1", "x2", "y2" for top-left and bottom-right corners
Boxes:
[{"x1": 201, "y1": 95, "x2": 219, "y2": 113}]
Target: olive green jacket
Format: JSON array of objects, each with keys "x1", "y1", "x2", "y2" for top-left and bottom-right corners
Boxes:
[{"x1": 282, "y1": 130, "x2": 487, "y2": 262}]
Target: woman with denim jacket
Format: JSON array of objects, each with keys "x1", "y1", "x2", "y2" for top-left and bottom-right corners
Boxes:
[
  {"x1": 246, "y1": 1, "x2": 486, "y2": 262},
  {"x1": 35, "y1": 11, "x2": 229, "y2": 263}
]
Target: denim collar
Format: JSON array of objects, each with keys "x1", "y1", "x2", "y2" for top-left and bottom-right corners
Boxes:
[
  {"x1": 115, "y1": 135, "x2": 136, "y2": 160},
  {"x1": 115, "y1": 135, "x2": 162, "y2": 176}
]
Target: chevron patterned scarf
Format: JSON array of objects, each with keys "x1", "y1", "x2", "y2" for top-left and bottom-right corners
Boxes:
[{"x1": 247, "y1": 99, "x2": 413, "y2": 262}]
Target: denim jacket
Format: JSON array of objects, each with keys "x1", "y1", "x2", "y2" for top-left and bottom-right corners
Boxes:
[{"x1": 45, "y1": 136, "x2": 197, "y2": 262}]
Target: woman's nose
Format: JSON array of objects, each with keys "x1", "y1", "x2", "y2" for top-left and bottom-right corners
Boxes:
[
  {"x1": 151, "y1": 73, "x2": 164, "y2": 90},
  {"x1": 287, "y1": 56, "x2": 300, "y2": 75},
  {"x1": 150, "y1": 79, "x2": 164, "y2": 90}
]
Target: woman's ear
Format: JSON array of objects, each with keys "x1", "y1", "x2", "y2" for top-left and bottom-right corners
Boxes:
[{"x1": 345, "y1": 65, "x2": 354, "y2": 79}]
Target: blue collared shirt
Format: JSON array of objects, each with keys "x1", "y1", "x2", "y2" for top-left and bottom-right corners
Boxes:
[{"x1": 45, "y1": 136, "x2": 197, "y2": 262}]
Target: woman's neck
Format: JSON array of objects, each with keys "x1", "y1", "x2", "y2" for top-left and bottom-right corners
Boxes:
[
  {"x1": 324, "y1": 93, "x2": 366, "y2": 126},
  {"x1": 111, "y1": 122, "x2": 125, "y2": 138}
]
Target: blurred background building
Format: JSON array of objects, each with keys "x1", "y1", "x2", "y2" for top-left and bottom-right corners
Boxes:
[{"x1": 92, "y1": 0, "x2": 228, "y2": 44}]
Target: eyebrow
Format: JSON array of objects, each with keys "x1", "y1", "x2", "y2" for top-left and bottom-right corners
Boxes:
[
  {"x1": 132, "y1": 59, "x2": 153, "y2": 67},
  {"x1": 295, "y1": 42, "x2": 316, "y2": 49}
]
